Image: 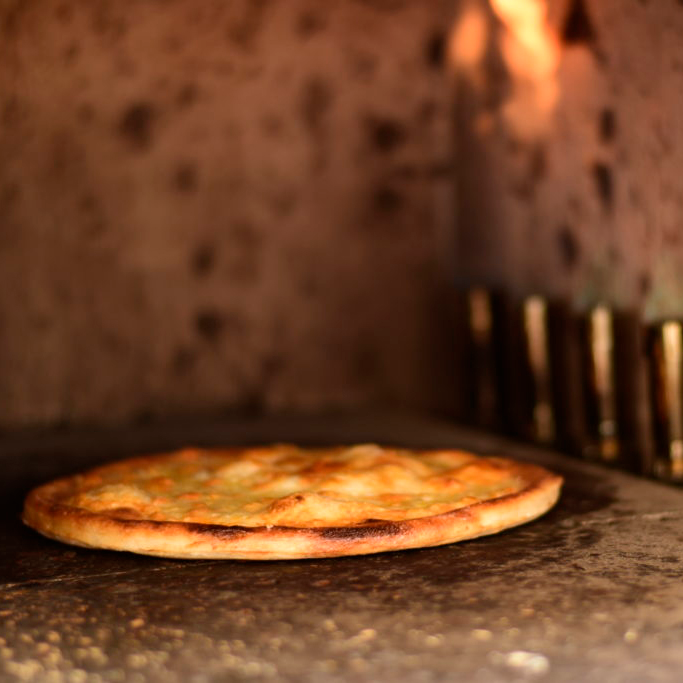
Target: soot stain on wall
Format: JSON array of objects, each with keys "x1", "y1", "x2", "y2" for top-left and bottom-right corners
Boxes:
[
  {"x1": 557, "y1": 226, "x2": 581, "y2": 270},
  {"x1": 592, "y1": 163, "x2": 614, "y2": 212},
  {"x1": 173, "y1": 162, "x2": 198, "y2": 192},
  {"x1": 0, "y1": 0, "x2": 451, "y2": 427},
  {"x1": 367, "y1": 116, "x2": 407, "y2": 153},
  {"x1": 194, "y1": 310, "x2": 227, "y2": 343},
  {"x1": 562, "y1": 0, "x2": 596, "y2": 46},
  {"x1": 191, "y1": 244, "x2": 216, "y2": 277},
  {"x1": 301, "y1": 77, "x2": 333, "y2": 134},
  {"x1": 118, "y1": 102, "x2": 156, "y2": 150},
  {"x1": 599, "y1": 109, "x2": 616, "y2": 143},
  {"x1": 424, "y1": 30, "x2": 445, "y2": 69}
]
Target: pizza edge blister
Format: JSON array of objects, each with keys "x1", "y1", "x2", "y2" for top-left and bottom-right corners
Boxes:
[{"x1": 22, "y1": 447, "x2": 563, "y2": 560}]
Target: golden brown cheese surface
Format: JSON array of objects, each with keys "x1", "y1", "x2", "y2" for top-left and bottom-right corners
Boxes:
[{"x1": 62, "y1": 445, "x2": 526, "y2": 527}]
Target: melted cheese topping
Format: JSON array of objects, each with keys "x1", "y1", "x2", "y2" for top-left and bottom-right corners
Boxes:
[{"x1": 66, "y1": 445, "x2": 524, "y2": 527}]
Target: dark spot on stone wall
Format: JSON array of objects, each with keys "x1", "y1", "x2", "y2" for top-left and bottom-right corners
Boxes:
[
  {"x1": 562, "y1": 0, "x2": 596, "y2": 45},
  {"x1": 77, "y1": 103, "x2": 95, "y2": 124},
  {"x1": 373, "y1": 185, "x2": 403, "y2": 213},
  {"x1": 0, "y1": 182, "x2": 21, "y2": 210},
  {"x1": 628, "y1": 185, "x2": 642, "y2": 209},
  {"x1": 511, "y1": 179, "x2": 534, "y2": 201},
  {"x1": 118, "y1": 102, "x2": 156, "y2": 151},
  {"x1": 116, "y1": 57, "x2": 137, "y2": 78},
  {"x1": 2, "y1": 96, "x2": 23, "y2": 126},
  {"x1": 607, "y1": 245, "x2": 621, "y2": 264},
  {"x1": 91, "y1": 9, "x2": 127, "y2": 40},
  {"x1": 640, "y1": 273, "x2": 651, "y2": 296},
  {"x1": 425, "y1": 31, "x2": 445, "y2": 69},
  {"x1": 261, "y1": 114, "x2": 284, "y2": 137},
  {"x1": 177, "y1": 83, "x2": 199, "y2": 107},
  {"x1": 171, "y1": 346, "x2": 197, "y2": 375},
  {"x1": 55, "y1": 3, "x2": 73, "y2": 23},
  {"x1": 417, "y1": 100, "x2": 436, "y2": 124},
  {"x1": 529, "y1": 145, "x2": 547, "y2": 182},
  {"x1": 266, "y1": 187, "x2": 297, "y2": 217},
  {"x1": 79, "y1": 193, "x2": 107, "y2": 236},
  {"x1": 348, "y1": 51, "x2": 378, "y2": 79},
  {"x1": 194, "y1": 310, "x2": 226, "y2": 342},
  {"x1": 173, "y1": 162, "x2": 198, "y2": 192},
  {"x1": 225, "y1": 222, "x2": 262, "y2": 282},
  {"x1": 301, "y1": 78, "x2": 333, "y2": 133},
  {"x1": 192, "y1": 244, "x2": 216, "y2": 276},
  {"x1": 592, "y1": 162, "x2": 614, "y2": 211},
  {"x1": 79, "y1": 193, "x2": 97, "y2": 212},
  {"x1": 599, "y1": 109, "x2": 616, "y2": 142},
  {"x1": 296, "y1": 11, "x2": 325, "y2": 37},
  {"x1": 63, "y1": 42, "x2": 80, "y2": 64},
  {"x1": 227, "y1": 0, "x2": 270, "y2": 50},
  {"x1": 557, "y1": 225, "x2": 581, "y2": 269},
  {"x1": 367, "y1": 116, "x2": 406, "y2": 153},
  {"x1": 2, "y1": 1, "x2": 25, "y2": 32}
]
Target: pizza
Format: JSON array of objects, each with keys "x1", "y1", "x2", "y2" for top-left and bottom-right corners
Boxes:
[{"x1": 23, "y1": 444, "x2": 562, "y2": 560}]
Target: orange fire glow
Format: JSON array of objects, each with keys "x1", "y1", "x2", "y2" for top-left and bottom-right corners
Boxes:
[
  {"x1": 490, "y1": 0, "x2": 560, "y2": 138},
  {"x1": 449, "y1": 5, "x2": 488, "y2": 71}
]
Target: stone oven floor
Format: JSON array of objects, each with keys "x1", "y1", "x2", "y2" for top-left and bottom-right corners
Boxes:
[{"x1": 2, "y1": 413, "x2": 683, "y2": 682}]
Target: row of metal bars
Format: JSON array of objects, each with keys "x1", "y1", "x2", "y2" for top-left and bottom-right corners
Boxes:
[{"x1": 458, "y1": 289, "x2": 683, "y2": 484}]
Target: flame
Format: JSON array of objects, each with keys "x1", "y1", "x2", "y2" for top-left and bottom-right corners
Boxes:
[
  {"x1": 490, "y1": 0, "x2": 560, "y2": 139},
  {"x1": 449, "y1": 5, "x2": 488, "y2": 71}
]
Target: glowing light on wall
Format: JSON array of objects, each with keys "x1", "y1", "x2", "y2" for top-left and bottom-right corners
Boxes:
[{"x1": 490, "y1": 0, "x2": 560, "y2": 139}]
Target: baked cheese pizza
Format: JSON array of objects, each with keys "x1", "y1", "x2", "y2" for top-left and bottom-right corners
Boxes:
[{"x1": 23, "y1": 444, "x2": 562, "y2": 560}]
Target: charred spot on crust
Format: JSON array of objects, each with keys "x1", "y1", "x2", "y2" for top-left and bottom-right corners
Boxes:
[
  {"x1": 268, "y1": 494, "x2": 306, "y2": 513},
  {"x1": 186, "y1": 523, "x2": 251, "y2": 540},
  {"x1": 319, "y1": 522, "x2": 403, "y2": 540},
  {"x1": 107, "y1": 507, "x2": 143, "y2": 519}
]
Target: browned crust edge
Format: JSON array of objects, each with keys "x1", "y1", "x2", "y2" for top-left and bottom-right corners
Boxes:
[{"x1": 22, "y1": 453, "x2": 563, "y2": 560}]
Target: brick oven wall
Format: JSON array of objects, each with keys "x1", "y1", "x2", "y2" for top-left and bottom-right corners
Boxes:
[{"x1": 0, "y1": 0, "x2": 455, "y2": 428}]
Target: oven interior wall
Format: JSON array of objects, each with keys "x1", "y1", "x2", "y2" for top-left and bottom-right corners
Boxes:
[
  {"x1": 0, "y1": 0, "x2": 455, "y2": 428},
  {"x1": 454, "y1": 0, "x2": 683, "y2": 313}
]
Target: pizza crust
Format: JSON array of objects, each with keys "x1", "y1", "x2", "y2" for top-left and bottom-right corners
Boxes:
[{"x1": 22, "y1": 446, "x2": 562, "y2": 560}]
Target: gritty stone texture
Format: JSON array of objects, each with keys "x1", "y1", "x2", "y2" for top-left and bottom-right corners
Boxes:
[
  {"x1": 452, "y1": 0, "x2": 683, "y2": 317},
  {"x1": 2, "y1": 414, "x2": 683, "y2": 682},
  {"x1": 0, "y1": 0, "x2": 454, "y2": 428}
]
